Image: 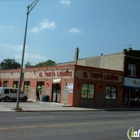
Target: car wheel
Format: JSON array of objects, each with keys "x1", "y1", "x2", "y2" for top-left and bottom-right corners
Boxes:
[
  {"x1": 22, "y1": 97, "x2": 27, "y2": 102},
  {"x1": 4, "y1": 97, "x2": 10, "y2": 102}
]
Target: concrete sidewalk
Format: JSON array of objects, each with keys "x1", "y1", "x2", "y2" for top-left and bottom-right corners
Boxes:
[{"x1": 0, "y1": 100, "x2": 140, "y2": 112}]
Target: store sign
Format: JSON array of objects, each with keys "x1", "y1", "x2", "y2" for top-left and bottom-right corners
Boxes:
[
  {"x1": 39, "y1": 70, "x2": 73, "y2": 78},
  {"x1": 83, "y1": 72, "x2": 118, "y2": 81},
  {"x1": 124, "y1": 77, "x2": 140, "y2": 88},
  {"x1": 75, "y1": 70, "x2": 122, "y2": 82}
]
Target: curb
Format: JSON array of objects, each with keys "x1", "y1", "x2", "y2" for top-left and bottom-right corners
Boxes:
[{"x1": 14, "y1": 109, "x2": 102, "y2": 112}]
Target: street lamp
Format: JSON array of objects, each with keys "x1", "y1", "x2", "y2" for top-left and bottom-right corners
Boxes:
[{"x1": 16, "y1": 0, "x2": 39, "y2": 109}]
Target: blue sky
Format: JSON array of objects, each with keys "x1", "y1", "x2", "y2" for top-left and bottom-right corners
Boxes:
[{"x1": 0, "y1": 0, "x2": 140, "y2": 65}]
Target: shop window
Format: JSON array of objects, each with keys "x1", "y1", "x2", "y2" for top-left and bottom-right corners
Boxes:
[
  {"x1": 106, "y1": 85, "x2": 117, "y2": 99},
  {"x1": 24, "y1": 82, "x2": 30, "y2": 94},
  {"x1": 37, "y1": 82, "x2": 44, "y2": 95},
  {"x1": 4, "y1": 81, "x2": 8, "y2": 87},
  {"x1": 81, "y1": 83, "x2": 94, "y2": 98},
  {"x1": 130, "y1": 89, "x2": 140, "y2": 104},
  {"x1": 13, "y1": 81, "x2": 18, "y2": 88},
  {"x1": 128, "y1": 64, "x2": 136, "y2": 76}
]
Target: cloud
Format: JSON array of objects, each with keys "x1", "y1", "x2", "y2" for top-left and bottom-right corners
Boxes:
[
  {"x1": 30, "y1": 27, "x2": 39, "y2": 33},
  {"x1": 0, "y1": 26, "x2": 4, "y2": 29},
  {"x1": 60, "y1": 0, "x2": 70, "y2": 5},
  {"x1": 0, "y1": 25, "x2": 13, "y2": 29},
  {"x1": 0, "y1": 43, "x2": 28, "y2": 51},
  {"x1": 13, "y1": 45, "x2": 25, "y2": 51},
  {"x1": 15, "y1": 53, "x2": 47, "y2": 61},
  {"x1": 69, "y1": 28, "x2": 81, "y2": 33},
  {"x1": 30, "y1": 19, "x2": 56, "y2": 33}
]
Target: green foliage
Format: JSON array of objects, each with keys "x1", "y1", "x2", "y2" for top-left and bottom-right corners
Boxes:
[
  {"x1": 35, "y1": 59, "x2": 56, "y2": 67},
  {"x1": 25, "y1": 62, "x2": 31, "y2": 68},
  {"x1": 0, "y1": 59, "x2": 20, "y2": 69}
]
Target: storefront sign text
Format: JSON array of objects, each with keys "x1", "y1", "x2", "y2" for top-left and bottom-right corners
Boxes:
[
  {"x1": 83, "y1": 72, "x2": 118, "y2": 81},
  {"x1": 39, "y1": 71, "x2": 73, "y2": 78}
]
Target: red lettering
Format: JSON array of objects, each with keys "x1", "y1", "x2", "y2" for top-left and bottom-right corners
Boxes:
[
  {"x1": 83, "y1": 72, "x2": 88, "y2": 78},
  {"x1": 45, "y1": 72, "x2": 56, "y2": 77},
  {"x1": 57, "y1": 71, "x2": 72, "y2": 77},
  {"x1": 39, "y1": 72, "x2": 43, "y2": 77},
  {"x1": 104, "y1": 75, "x2": 118, "y2": 81},
  {"x1": 90, "y1": 73, "x2": 103, "y2": 79}
]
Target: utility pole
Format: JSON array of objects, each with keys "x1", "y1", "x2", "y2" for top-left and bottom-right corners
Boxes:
[{"x1": 16, "y1": 0, "x2": 39, "y2": 109}]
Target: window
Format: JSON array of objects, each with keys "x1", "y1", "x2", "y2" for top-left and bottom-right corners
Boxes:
[
  {"x1": 24, "y1": 82, "x2": 30, "y2": 94},
  {"x1": 4, "y1": 81, "x2": 8, "y2": 87},
  {"x1": 82, "y1": 83, "x2": 94, "y2": 98},
  {"x1": 13, "y1": 81, "x2": 18, "y2": 88},
  {"x1": 10, "y1": 89, "x2": 17, "y2": 93},
  {"x1": 4, "y1": 89, "x2": 9, "y2": 94},
  {"x1": 37, "y1": 82, "x2": 44, "y2": 95},
  {"x1": 128, "y1": 64, "x2": 136, "y2": 76},
  {"x1": 106, "y1": 85, "x2": 117, "y2": 99}
]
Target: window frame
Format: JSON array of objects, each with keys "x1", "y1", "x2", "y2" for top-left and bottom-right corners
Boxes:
[
  {"x1": 81, "y1": 83, "x2": 95, "y2": 99},
  {"x1": 106, "y1": 85, "x2": 117, "y2": 100},
  {"x1": 10, "y1": 88, "x2": 17, "y2": 93},
  {"x1": 24, "y1": 81, "x2": 30, "y2": 94},
  {"x1": 128, "y1": 64, "x2": 136, "y2": 77},
  {"x1": 4, "y1": 89, "x2": 9, "y2": 94}
]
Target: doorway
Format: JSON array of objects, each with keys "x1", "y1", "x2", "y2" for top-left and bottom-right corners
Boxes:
[
  {"x1": 52, "y1": 83, "x2": 61, "y2": 102},
  {"x1": 130, "y1": 89, "x2": 140, "y2": 107},
  {"x1": 124, "y1": 88, "x2": 140, "y2": 107}
]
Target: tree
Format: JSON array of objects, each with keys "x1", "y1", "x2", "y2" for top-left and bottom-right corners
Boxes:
[
  {"x1": 35, "y1": 59, "x2": 56, "y2": 67},
  {"x1": 25, "y1": 62, "x2": 31, "y2": 68},
  {"x1": 0, "y1": 59, "x2": 20, "y2": 69}
]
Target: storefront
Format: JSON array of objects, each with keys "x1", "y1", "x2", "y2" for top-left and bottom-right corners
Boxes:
[
  {"x1": 0, "y1": 65, "x2": 124, "y2": 107},
  {"x1": 73, "y1": 66, "x2": 123, "y2": 107},
  {"x1": 124, "y1": 77, "x2": 140, "y2": 107}
]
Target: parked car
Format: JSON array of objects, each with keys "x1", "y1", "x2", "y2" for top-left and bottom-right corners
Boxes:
[{"x1": 0, "y1": 87, "x2": 28, "y2": 102}]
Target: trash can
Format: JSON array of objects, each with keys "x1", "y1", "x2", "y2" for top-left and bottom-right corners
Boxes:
[{"x1": 41, "y1": 95, "x2": 45, "y2": 102}]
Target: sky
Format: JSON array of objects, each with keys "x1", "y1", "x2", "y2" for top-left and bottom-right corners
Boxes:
[{"x1": 0, "y1": 0, "x2": 140, "y2": 65}]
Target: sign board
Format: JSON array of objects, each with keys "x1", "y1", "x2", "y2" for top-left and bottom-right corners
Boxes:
[{"x1": 124, "y1": 77, "x2": 140, "y2": 88}]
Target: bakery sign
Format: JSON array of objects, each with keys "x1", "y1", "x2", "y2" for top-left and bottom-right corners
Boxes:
[
  {"x1": 39, "y1": 70, "x2": 73, "y2": 78},
  {"x1": 76, "y1": 70, "x2": 122, "y2": 82}
]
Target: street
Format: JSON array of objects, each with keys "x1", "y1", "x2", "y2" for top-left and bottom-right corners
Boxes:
[{"x1": 0, "y1": 111, "x2": 140, "y2": 140}]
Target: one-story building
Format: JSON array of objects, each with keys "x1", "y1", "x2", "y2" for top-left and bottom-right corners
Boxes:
[{"x1": 0, "y1": 64, "x2": 124, "y2": 107}]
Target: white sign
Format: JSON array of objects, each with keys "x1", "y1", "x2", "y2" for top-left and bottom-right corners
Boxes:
[{"x1": 124, "y1": 77, "x2": 140, "y2": 88}]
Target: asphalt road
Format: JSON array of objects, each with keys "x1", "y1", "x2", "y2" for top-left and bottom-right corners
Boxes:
[{"x1": 0, "y1": 111, "x2": 140, "y2": 140}]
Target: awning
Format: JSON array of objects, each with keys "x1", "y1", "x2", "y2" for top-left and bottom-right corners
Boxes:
[{"x1": 53, "y1": 79, "x2": 61, "y2": 84}]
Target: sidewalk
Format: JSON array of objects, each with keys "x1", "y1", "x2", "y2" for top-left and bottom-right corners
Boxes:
[
  {"x1": 0, "y1": 100, "x2": 140, "y2": 112},
  {"x1": 20, "y1": 100, "x2": 101, "y2": 112}
]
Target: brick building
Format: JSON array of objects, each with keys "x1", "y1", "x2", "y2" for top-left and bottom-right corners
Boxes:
[
  {"x1": 58, "y1": 48, "x2": 140, "y2": 107},
  {"x1": 0, "y1": 65, "x2": 123, "y2": 107},
  {"x1": 0, "y1": 48, "x2": 139, "y2": 107}
]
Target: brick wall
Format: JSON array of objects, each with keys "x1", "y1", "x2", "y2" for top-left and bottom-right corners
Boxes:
[{"x1": 77, "y1": 53, "x2": 124, "y2": 71}]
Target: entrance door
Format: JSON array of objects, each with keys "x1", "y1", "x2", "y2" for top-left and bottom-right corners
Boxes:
[
  {"x1": 52, "y1": 84, "x2": 61, "y2": 102},
  {"x1": 97, "y1": 92, "x2": 104, "y2": 107},
  {"x1": 130, "y1": 89, "x2": 140, "y2": 107}
]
